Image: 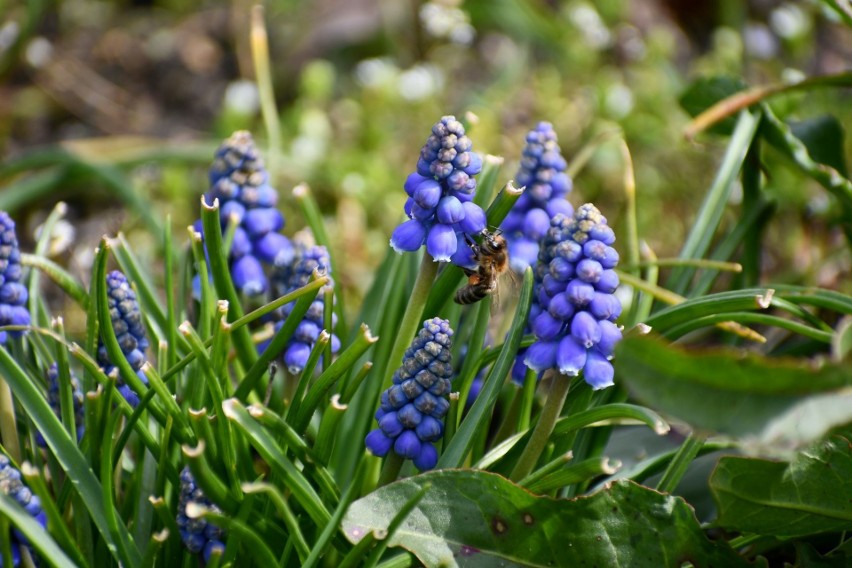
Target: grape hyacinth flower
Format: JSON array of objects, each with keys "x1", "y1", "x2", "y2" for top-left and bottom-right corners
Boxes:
[
  {"x1": 501, "y1": 122, "x2": 573, "y2": 273},
  {"x1": 524, "y1": 204, "x2": 622, "y2": 390},
  {"x1": 177, "y1": 467, "x2": 226, "y2": 562},
  {"x1": 0, "y1": 454, "x2": 47, "y2": 567},
  {"x1": 97, "y1": 270, "x2": 149, "y2": 407},
  {"x1": 365, "y1": 318, "x2": 454, "y2": 471},
  {"x1": 37, "y1": 363, "x2": 85, "y2": 447},
  {"x1": 268, "y1": 244, "x2": 340, "y2": 374},
  {"x1": 198, "y1": 131, "x2": 294, "y2": 296},
  {"x1": 0, "y1": 211, "x2": 30, "y2": 343},
  {"x1": 391, "y1": 116, "x2": 487, "y2": 266}
]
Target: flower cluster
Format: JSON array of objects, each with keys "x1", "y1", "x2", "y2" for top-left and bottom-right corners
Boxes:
[
  {"x1": 177, "y1": 467, "x2": 226, "y2": 562},
  {"x1": 365, "y1": 318, "x2": 454, "y2": 470},
  {"x1": 0, "y1": 454, "x2": 47, "y2": 567},
  {"x1": 97, "y1": 270, "x2": 149, "y2": 407},
  {"x1": 268, "y1": 244, "x2": 340, "y2": 374},
  {"x1": 201, "y1": 131, "x2": 294, "y2": 296},
  {"x1": 501, "y1": 122, "x2": 573, "y2": 273},
  {"x1": 391, "y1": 116, "x2": 487, "y2": 266},
  {"x1": 0, "y1": 211, "x2": 30, "y2": 343},
  {"x1": 524, "y1": 204, "x2": 622, "y2": 389},
  {"x1": 37, "y1": 363, "x2": 85, "y2": 447}
]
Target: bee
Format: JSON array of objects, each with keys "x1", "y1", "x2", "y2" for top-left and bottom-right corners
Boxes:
[{"x1": 454, "y1": 228, "x2": 509, "y2": 305}]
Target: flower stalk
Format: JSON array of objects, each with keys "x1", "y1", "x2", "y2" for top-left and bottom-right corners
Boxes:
[{"x1": 510, "y1": 370, "x2": 571, "y2": 482}]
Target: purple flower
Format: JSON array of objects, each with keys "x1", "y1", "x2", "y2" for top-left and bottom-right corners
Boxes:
[
  {"x1": 97, "y1": 270, "x2": 149, "y2": 406},
  {"x1": 365, "y1": 318, "x2": 454, "y2": 471},
  {"x1": 390, "y1": 116, "x2": 487, "y2": 266},
  {"x1": 500, "y1": 122, "x2": 574, "y2": 273},
  {"x1": 0, "y1": 212, "x2": 29, "y2": 343},
  {"x1": 0, "y1": 454, "x2": 47, "y2": 565},
  {"x1": 37, "y1": 363, "x2": 85, "y2": 447},
  {"x1": 177, "y1": 467, "x2": 226, "y2": 561},
  {"x1": 268, "y1": 244, "x2": 340, "y2": 375},
  {"x1": 523, "y1": 204, "x2": 623, "y2": 390},
  {"x1": 197, "y1": 131, "x2": 293, "y2": 297}
]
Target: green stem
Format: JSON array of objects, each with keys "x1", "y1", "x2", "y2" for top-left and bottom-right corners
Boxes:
[
  {"x1": 382, "y1": 252, "x2": 439, "y2": 391},
  {"x1": 656, "y1": 431, "x2": 708, "y2": 494},
  {"x1": 510, "y1": 371, "x2": 570, "y2": 482},
  {"x1": 377, "y1": 453, "x2": 404, "y2": 488}
]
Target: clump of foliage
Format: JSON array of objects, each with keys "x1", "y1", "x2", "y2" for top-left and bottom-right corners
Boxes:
[{"x1": 0, "y1": 4, "x2": 851, "y2": 568}]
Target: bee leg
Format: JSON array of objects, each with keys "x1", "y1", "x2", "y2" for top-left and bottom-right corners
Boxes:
[{"x1": 461, "y1": 267, "x2": 475, "y2": 277}]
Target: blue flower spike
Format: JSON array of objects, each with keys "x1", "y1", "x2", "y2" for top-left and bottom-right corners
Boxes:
[
  {"x1": 391, "y1": 116, "x2": 487, "y2": 266},
  {"x1": 37, "y1": 363, "x2": 85, "y2": 447},
  {"x1": 201, "y1": 131, "x2": 294, "y2": 296},
  {"x1": 501, "y1": 122, "x2": 573, "y2": 273},
  {"x1": 177, "y1": 467, "x2": 226, "y2": 562},
  {"x1": 0, "y1": 454, "x2": 47, "y2": 567},
  {"x1": 97, "y1": 270, "x2": 150, "y2": 406},
  {"x1": 269, "y1": 243, "x2": 340, "y2": 374},
  {"x1": 524, "y1": 204, "x2": 622, "y2": 390},
  {"x1": 365, "y1": 317, "x2": 454, "y2": 470},
  {"x1": 0, "y1": 211, "x2": 30, "y2": 343}
]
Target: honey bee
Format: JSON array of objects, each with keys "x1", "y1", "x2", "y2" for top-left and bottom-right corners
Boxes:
[{"x1": 454, "y1": 229, "x2": 509, "y2": 305}]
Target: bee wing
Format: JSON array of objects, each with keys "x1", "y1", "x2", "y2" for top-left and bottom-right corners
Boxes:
[{"x1": 489, "y1": 268, "x2": 522, "y2": 314}]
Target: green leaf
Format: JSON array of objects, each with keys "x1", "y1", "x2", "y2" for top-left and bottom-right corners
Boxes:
[
  {"x1": 343, "y1": 471, "x2": 753, "y2": 568},
  {"x1": 710, "y1": 434, "x2": 852, "y2": 537},
  {"x1": 678, "y1": 76, "x2": 747, "y2": 135},
  {"x1": 615, "y1": 334, "x2": 852, "y2": 451},
  {"x1": 788, "y1": 115, "x2": 847, "y2": 178},
  {"x1": 0, "y1": 492, "x2": 76, "y2": 568}
]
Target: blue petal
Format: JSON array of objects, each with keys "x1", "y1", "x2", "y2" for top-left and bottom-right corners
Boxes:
[
  {"x1": 566, "y1": 279, "x2": 595, "y2": 307},
  {"x1": 549, "y1": 256, "x2": 574, "y2": 281},
  {"x1": 426, "y1": 223, "x2": 457, "y2": 261},
  {"x1": 501, "y1": 211, "x2": 524, "y2": 233},
  {"x1": 524, "y1": 340, "x2": 558, "y2": 372},
  {"x1": 253, "y1": 232, "x2": 294, "y2": 266},
  {"x1": 457, "y1": 202, "x2": 486, "y2": 234},
  {"x1": 230, "y1": 226, "x2": 252, "y2": 258},
  {"x1": 394, "y1": 430, "x2": 422, "y2": 459},
  {"x1": 365, "y1": 429, "x2": 394, "y2": 456},
  {"x1": 589, "y1": 292, "x2": 622, "y2": 321},
  {"x1": 462, "y1": 151, "x2": 483, "y2": 176},
  {"x1": 532, "y1": 312, "x2": 562, "y2": 340},
  {"x1": 597, "y1": 269, "x2": 619, "y2": 294},
  {"x1": 397, "y1": 403, "x2": 423, "y2": 427},
  {"x1": 220, "y1": 199, "x2": 246, "y2": 225},
  {"x1": 583, "y1": 350, "x2": 614, "y2": 390},
  {"x1": 390, "y1": 220, "x2": 426, "y2": 253},
  {"x1": 596, "y1": 320, "x2": 622, "y2": 359},
  {"x1": 450, "y1": 242, "x2": 475, "y2": 268},
  {"x1": 576, "y1": 259, "x2": 603, "y2": 283},
  {"x1": 415, "y1": 415, "x2": 444, "y2": 442},
  {"x1": 548, "y1": 292, "x2": 575, "y2": 321},
  {"x1": 545, "y1": 197, "x2": 573, "y2": 218},
  {"x1": 556, "y1": 335, "x2": 586, "y2": 376},
  {"x1": 523, "y1": 208, "x2": 550, "y2": 240},
  {"x1": 413, "y1": 179, "x2": 442, "y2": 209},
  {"x1": 570, "y1": 310, "x2": 602, "y2": 348},
  {"x1": 284, "y1": 341, "x2": 311, "y2": 374},
  {"x1": 550, "y1": 173, "x2": 572, "y2": 196},
  {"x1": 231, "y1": 254, "x2": 267, "y2": 295},
  {"x1": 404, "y1": 173, "x2": 431, "y2": 196},
  {"x1": 378, "y1": 411, "x2": 404, "y2": 437},
  {"x1": 508, "y1": 237, "x2": 538, "y2": 273},
  {"x1": 437, "y1": 196, "x2": 465, "y2": 224},
  {"x1": 413, "y1": 442, "x2": 438, "y2": 471},
  {"x1": 243, "y1": 207, "x2": 284, "y2": 238}
]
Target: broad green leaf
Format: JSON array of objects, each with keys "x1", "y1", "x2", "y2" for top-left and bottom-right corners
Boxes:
[
  {"x1": 789, "y1": 115, "x2": 848, "y2": 177},
  {"x1": 615, "y1": 335, "x2": 852, "y2": 451},
  {"x1": 678, "y1": 76, "x2": 747, "y2": 135},
  {"x1": 343, "y1": 471, "x2": 754, "y2": 568},
  {"x1": 710, "y1": 434, "x2": 852, "y2": 537}
]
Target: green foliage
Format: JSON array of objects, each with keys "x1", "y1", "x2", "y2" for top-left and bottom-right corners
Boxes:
[
  {"x1": 344, "y1": 472, "x2": 754, "y2": 568},
  {"x1": 0, "y1": 2, "x2": 851, "y2": 567}
]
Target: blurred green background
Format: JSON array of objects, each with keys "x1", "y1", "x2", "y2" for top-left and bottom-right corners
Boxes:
[{"x1": 1, "y1": 0, "x2": 850, "y2": 318}]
